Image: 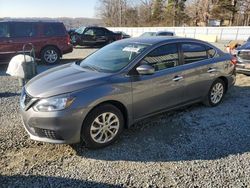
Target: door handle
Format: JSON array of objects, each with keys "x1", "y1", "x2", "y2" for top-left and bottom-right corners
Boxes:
[
  {"x1": 207, "y1": 68, "x2": 217, "y2": 73},
  {"x1": 172, "y1": 75, "x2": 183, "y2": 81}
]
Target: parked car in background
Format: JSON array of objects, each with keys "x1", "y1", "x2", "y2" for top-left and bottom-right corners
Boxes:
[
  {"x1": 69, "y1": 26, "x2": 122, "y2": 46},
  {"x1": 140, "y1": 31, "x2": 175, "y2": 37},
  {"x1": 235, "y1": 39, "x2": 250, "y2": 75},
  {"x1": 0, "y1": 20, "x2": 73, "y2": 64},
  {"x1": 225, "y1": 40, "x2": 244, "y2": 55},
  {"x1": 67, "y1": 28, "x2": 76, "y2": 36},
  {"x1": 114, "y1": 31, "x2": 131, "y2": 39},
  {"x1": 20, "y1": 37, "x2": 236, "y2": 149}
]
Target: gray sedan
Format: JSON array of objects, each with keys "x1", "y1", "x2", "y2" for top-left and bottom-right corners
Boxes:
[{"x1": 20, "y1": 37, "x2": 236, "y2": 149}]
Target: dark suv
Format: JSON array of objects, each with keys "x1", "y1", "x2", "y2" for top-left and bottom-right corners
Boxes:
[
  {"x1": 0, "y1": 20, "x2": 73, "y2": 64},
  {"x1": 69, "y1": 26, "x2": 122, "y2": 46}
]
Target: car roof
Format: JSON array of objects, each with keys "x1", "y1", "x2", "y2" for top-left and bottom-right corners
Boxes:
[
  {"x1": 119, "y1": 36, "x2": 206, "y2": 45},
  {"x1": 0, "y1": 19, "x2": 63, "y2": 24},
  {"x1": 117, "y1": 36, "x2": 222, "y2": 53}
]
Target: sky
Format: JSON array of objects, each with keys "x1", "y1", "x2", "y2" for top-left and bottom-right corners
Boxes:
[{"x1": 0, "y1": 0, "x2": 99, "y2": 18}]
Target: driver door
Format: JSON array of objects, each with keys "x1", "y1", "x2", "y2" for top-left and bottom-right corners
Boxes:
[
  {"x1": 81, "y1": 28, "x2": 95, "y2": 45},
  {"x1": 131, "y1": 43, "x2": 186, "y2": 119}
]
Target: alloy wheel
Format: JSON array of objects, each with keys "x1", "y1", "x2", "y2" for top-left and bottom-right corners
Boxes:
[
  {"x1": 210, "y1": 82, "x2": 224, "y2": 104},
  {"x1": 44, "y1": 49, "x2": 58, "y2": 64},
  {"x1": 90, "y1": 112, "x2": 120, "y2": 144}
]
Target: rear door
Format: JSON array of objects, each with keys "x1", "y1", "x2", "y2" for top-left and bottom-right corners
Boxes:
[
  {"x1": 41, "y1": 23, "x2": 68, "y2": 53},
  {"x1": 178, "y1": 42, "x2": 217, "y2": 102},
  {"x1": 0, "y1": 22, "x2": 12, "y2": 62},
  {"x1": 94, "y1": 28, "x2": 108, "y2": 44},
  {"x1": 131, "y1": 43, "x2": 186, "y2": 119}
]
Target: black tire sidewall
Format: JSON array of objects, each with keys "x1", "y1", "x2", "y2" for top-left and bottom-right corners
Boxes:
[
  {"x1": 82, "y1": 104, "x2": 124, "y2": 149},
  {"x1": 41, "y1": 47, "x2": 60, "y2": 65},
  {"x1": 207, "y1": 79, "x2": 225, "y2": 107}
]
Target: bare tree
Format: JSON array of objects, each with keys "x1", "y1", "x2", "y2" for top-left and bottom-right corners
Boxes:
[{"x1": 96, "y1": 0, "x2": 250, "y2": 26}]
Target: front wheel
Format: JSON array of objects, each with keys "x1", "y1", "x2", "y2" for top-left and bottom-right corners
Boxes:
[
  {"x1": 81, "y1": 104, "x2": 124, "y2": 149},
  {"x1": 203, "y1": 79, "x2": 226, "y2": 107}
]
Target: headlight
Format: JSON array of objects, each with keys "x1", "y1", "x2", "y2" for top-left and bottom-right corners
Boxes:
[{"x1": 33, "y1": 97, "x2": 75, "y2": 112}]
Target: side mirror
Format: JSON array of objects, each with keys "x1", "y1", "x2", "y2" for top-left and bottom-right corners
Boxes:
[{"x1": 136, "y1": 64, "x2": 155, "y2": 75}]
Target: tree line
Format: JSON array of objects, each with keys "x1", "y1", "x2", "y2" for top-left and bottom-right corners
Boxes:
[{"x1": 96, "y1": 0, "x2": 250, "y2": 26}]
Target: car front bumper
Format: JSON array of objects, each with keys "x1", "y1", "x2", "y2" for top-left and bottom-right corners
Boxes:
[
  {"x1": 20, "y1": 103, "x2": 87, "y2": 144},
  {"x1": 236, "y1": 60, "x2": 250, "y2": 75}
]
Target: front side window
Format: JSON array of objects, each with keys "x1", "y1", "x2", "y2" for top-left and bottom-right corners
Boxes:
[
  {"x1": 0, "y1": 23, "x2": 10, "y2": 38},
  {"x1": 94, "y1": 28, "x2": 105, "y2": 36},
  {"x1": 80, "y1": 42, "x2": 150, "y2": 72},
  {"x1": 143, "y1": 44, "x2": 179, "y2": 71},
  {"x1": 84, "y1": 29, "x2": 94, "y2": 36},
  {"x1": 11, "y1": 22, "x2": 36, "y2": 37},
  {"x1": 181, "y1": 43, "x2": 208, "y2": 64}
]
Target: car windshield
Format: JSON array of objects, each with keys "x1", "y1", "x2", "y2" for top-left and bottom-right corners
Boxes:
[
  {"x1": 75, "y1": 27, "x2": 86, "y2": 34},
  {"x1": 79, "y1": 42, "x2": 150, "y2": 73}
]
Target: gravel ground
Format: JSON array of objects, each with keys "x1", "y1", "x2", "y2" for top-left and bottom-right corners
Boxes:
[{"x1": 0, "y1": 45, "x2": 250, "y2": 187}]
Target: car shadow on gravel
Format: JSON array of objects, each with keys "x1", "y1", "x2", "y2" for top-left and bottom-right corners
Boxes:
[
  {"x1": 0, "y1": 175, "x2": 121, "y2": 188},
  {"x1": 72, "y1": 86, "x2": 250, "y2": 162},
  {"x1": 0, "y1": 92, "x2": 20, "y2": 98},
  {"x1": 0, "y1": 58, "x2": 81, "y2": 76}
]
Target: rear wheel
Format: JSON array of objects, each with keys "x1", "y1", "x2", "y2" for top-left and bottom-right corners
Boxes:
[
  {"x1": 81, "y1": 104, "x2": 124, "y2": 149},
  {"x1": 41, "y1": 46, "x2": 60, "y2": 64},
  {"x1": 204, "y1": 78, "x2": 226, "y2": 107}
]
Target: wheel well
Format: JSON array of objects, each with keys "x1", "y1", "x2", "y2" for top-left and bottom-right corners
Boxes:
[
  {"x1": 39, "y1": 45, "x2": 62, "y2": 58},
  {"x1": 89, "y1": 101, "x2": 129, "y2": 129},
  {"x1": 218, "y1": 76, "x2": 228, "y2": 93}
]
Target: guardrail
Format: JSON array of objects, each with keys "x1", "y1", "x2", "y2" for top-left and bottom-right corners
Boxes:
[{"x1": 108, "y1": 27, "x2": 250, "y2": 42}]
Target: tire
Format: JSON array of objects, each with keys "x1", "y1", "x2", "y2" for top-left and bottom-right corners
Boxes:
[
  {"x1": 41, "y1": 46, "x2": 60, "y2": 65},
  {"x1": 81, "y1": 104, "x2": 124, "y2": 149},
  {"x1": 203, "y1": 78, "x2": 226, "y2": 107}
]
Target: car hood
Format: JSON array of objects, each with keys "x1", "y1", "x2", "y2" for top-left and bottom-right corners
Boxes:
[
  {"x1": 237, "y1": 42, "x2": 250, "y2": 50},
  {"x1": 25, "y1": 63, "x2": 110, "y2": 98}
]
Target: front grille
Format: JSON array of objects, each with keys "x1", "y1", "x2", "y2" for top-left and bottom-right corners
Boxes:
[
  {"x1": 21, "y1": 89, "x2": 37, "y2": 110},
  {"x1": 24, "y1": 92, "x2": 33, "y2": 106},
  {"x1": 34, "y1": 128, "x2": 62, "y2": 140},
  {"x1": 237, "y1": 50, "x2": 250, "y2": 61}
]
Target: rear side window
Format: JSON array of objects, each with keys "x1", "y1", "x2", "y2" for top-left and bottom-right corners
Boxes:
[
  {"x1": 181, "y1": 43, "x2": 208, "y2": 64},
  {"x1": 206, "y1": 46, "x2": 219, "y2": 58},
  {"x1": 94, "y1": 28, "x2": 105, "y2": 36},
  {"x1": 157, "y1": 32, "x2": 174, "y2": 36},
  {"x1": 105, "y1": 29, "x2": 113, "y2": 35},
  {"x1": 43, "y1": 23, "x2": 66, "y2": 36},
  {"x1": 0, "y1": 22, "x2": 10, "y2": 38},
  {"x1": 143, "y1": 44, "x2": 179, "y2": 71},
  {"x1": 10, "y1": 22, "x2": 37, "y2": 37}
]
